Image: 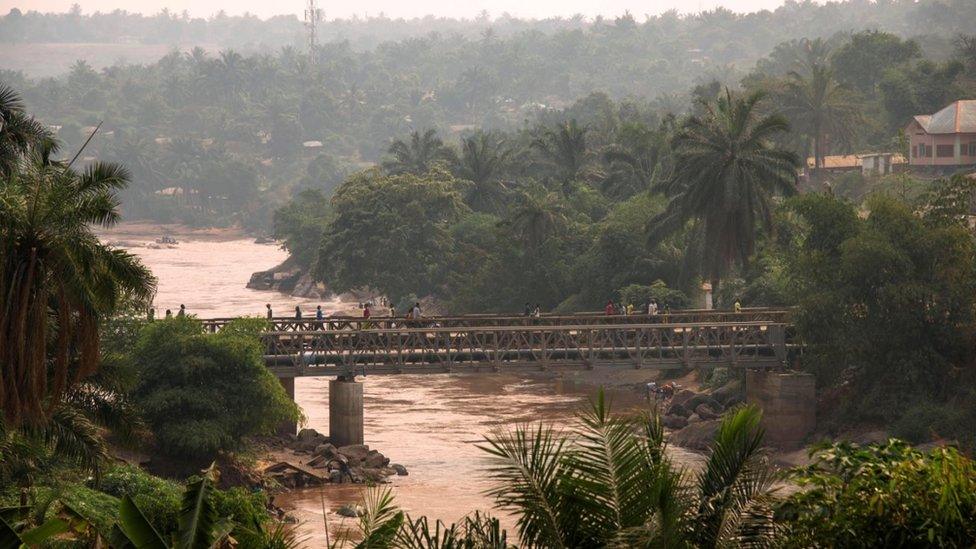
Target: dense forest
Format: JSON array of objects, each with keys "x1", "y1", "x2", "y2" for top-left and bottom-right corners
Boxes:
[{"x1": 1, "y1": 0, "x2": 975, "y2": 229}]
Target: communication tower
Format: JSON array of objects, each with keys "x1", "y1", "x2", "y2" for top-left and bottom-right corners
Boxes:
[{"x1": 305, "y1": 0, "x2": 322, "y2": 62}]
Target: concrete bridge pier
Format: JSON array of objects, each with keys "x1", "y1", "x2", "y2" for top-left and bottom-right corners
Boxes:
[
  {"x1": 329, "y1": 377, "x2": 364, "y2": 447},
  {"x1": 745, "y1": 370, "x2": 816, "y2": 448},
  {"x1": 276, "y1": 376, "x2": 298, "y2": 436}
]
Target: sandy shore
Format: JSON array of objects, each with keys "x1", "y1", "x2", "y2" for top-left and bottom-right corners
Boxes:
[{"x1": 97, "y1": 221, "x2": 252, "y2": 243}]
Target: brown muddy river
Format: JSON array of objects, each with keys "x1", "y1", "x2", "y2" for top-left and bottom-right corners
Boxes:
[{"x1": 103, "y1": 223, "x2": 699, "y2": 544}]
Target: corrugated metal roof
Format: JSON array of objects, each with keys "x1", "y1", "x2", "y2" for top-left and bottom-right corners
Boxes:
[{"x1": 915, "y1": 100, "x2": 976, "y2": 134}]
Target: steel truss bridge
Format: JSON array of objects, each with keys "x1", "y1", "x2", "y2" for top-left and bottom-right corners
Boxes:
[{"x1": 198, "y1": 309, "x2": 796, "y2": 378}]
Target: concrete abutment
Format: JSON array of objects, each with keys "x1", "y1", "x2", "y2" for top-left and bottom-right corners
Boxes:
[{"x1": 745, "y1": 370, "x2": 816, "y2": 448}]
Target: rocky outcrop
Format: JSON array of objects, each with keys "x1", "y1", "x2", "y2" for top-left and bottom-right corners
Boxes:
[
  {"x1": 247, "y1": 257, "x2": 328, "y2": 299},
  {"x1": 265, "y1": 428, "x2": 407, "y2": 488},
  {"x1": 670, "y1": 419, "x2": 722, "y2": 451},
  {"x1": 664, "y1": 379, "x2": 747, "y2": 453}
]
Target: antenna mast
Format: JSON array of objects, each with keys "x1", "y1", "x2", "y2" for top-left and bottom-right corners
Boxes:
[{"x1": 304, "y1": 0, "x2": 321, "y2": 63}]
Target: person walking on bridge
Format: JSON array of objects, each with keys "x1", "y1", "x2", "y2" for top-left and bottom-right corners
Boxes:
[
  {"x1": 316, "y1": 305, "x2": 324, "y2": 321},
  {"x1": 266, "y1": 303, "x2": 273, "y2": 320},
  {"x1": 605, "y1": 300, "x2": 615, "y2": 316},
  {"x1": 524, "y1": 302, "x2": 532, "y2": 316},
  {"x1": 363, "y1": 303, "x2": 372, "y2": 319},
  {"x1": 734, "y1": 299, "x2": 742, "y2": 314},
  {"x1": 294, "y1": 305, "x2": 302, "y2": 320},
  {"x1": 412, "y1": 302, "x2": 422, "y2": 321}
]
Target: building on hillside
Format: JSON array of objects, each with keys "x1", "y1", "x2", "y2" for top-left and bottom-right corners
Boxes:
[
  {"x1": 906, "y1": 100, "x2": 976, "y2": 171},
  {"x1": 803, "y1": 152, "x2": 906, "y2": 179}
]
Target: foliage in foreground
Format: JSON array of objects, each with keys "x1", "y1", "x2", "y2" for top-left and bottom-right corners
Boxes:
[
  {"x1": 480, "y1": 395, "x2": 778, "y2": 548},
  {"x1": 779, "y1": 440, "x2": 976, "y2": 548}
]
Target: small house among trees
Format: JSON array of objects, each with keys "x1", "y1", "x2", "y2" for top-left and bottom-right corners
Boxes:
[{"x1": 906, "y1": 100, "x2": 976, "y2": 171}]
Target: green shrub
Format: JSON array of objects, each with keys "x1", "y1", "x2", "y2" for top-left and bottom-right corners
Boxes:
[
  {"x1": 98, "y1": 464, "x2": 183, "y2": 534},
  {"x1": 779, "y1": 440, "x2": 976, "y2": 547},
  {"x1": 891, "y1": 402, "x2": 953, "y2": 443},
  {"x1": 132, "y1": 317, "x2": 301, "y2": 459}
]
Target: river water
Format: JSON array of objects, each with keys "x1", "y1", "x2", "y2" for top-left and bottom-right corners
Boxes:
[{"x1": 103, "y1": 224, "x2": 699, "y2": 544}]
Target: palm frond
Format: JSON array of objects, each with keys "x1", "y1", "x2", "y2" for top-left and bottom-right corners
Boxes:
[{"x1": 478, "y1": 424, "x2": 569, "y2": 549}]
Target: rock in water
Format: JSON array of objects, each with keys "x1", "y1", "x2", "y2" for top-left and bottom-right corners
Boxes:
[{"x1": 391, "y1": 464, "x2": 408, "y2": 476}]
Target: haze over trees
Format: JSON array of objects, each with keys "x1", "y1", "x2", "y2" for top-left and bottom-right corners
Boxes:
[{"x1": 0, "y1": 0, "x2": 974, "y2": 231}]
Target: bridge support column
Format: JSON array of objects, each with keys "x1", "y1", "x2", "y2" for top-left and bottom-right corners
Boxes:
[
  {"x1": 745, "y1": 370, "x2": 815, "y2": 448},
  {"x1": 276, "y1": 376, "x2": 297, "y2": 436},
  {"x1": 329, "y1": 378, "x2": 364, "y2": 447}
]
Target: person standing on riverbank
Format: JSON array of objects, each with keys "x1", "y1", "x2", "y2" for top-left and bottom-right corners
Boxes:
[
  {"x1": 165, "y1": 309, "x2": 172, "y2": 319},
  {"x1": 178, "y1": 304, "x2": 186, "y2": 317}
]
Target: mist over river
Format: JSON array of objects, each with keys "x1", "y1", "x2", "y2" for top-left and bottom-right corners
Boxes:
[{"x1": 102, "y1": 223, "x2": 699, "y2": 544}]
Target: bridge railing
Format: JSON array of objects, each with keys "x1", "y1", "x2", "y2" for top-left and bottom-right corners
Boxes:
[
  {"x1": 259, "y1": 321, "x2": 794, "y2": 376},
  {"x1": 201, "y1": 307, "x2": 791, "y2": 333}
]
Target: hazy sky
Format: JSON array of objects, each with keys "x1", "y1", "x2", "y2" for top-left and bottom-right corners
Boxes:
[{"x1": 4, "y1": 0, "x2": 795, "y2": 20}]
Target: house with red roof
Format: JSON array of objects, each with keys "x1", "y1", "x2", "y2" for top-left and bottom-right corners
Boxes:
[{"x1": 906, "y1": 100, "x2": 976, "y2": 171}]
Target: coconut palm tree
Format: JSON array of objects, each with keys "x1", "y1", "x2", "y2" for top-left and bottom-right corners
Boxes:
[
  {"x1": 0, "y1": 141, "x2": 156, "y2": 426},
  {"x1": 480, "y1": 394, "x2": 779, "y2": 548},
  {"x1": 455, "y1": 132, "x2": 512, "y2": 212},
  {"x1": 382, "y1": 129, "x2": 456, "y2": 176},
  {"x1": 778, "y1": 63, "x2": 861, "y2": 186},
  {"x1": 648, "y1": 89, "x2": 799, "y2": 295},
  {"x1": 532, "y1": 119, "x2": 591, "y2": 186}
]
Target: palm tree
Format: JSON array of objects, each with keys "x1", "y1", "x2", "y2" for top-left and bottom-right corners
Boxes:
[
  {"x1": 499, "y1": 182, "x2": 568, "y2": 250},
  {"x1": 0, "y1": 84, "x2": 51, "y2": 177},
  {"x1": 649, "y1": 89, "x2": 799, "y2": 295},
  {"x1": 480, "y1": 393, "x2": 779, "y2": 548},
  {"x1": 601, "y1": 119, "x2": 674, "y2": 199},
  {"x1": 778, "y1": 63, "x2": 861, "y2": 186},
  {"x1": 382, "y1": 129, "x2": 456, "y2": 176},
  {"x1": 0, "y1": 142, "x2": 156, "y2": 426},
  {"x1": 455, "y1": 132, "x2": 512, "y2": 212},
  {"x1": 532, "y1": 119, "x2": 590, "y2": 186}
]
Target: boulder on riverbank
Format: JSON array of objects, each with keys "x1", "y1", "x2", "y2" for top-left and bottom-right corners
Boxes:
[
  {"x1": 664, "y1": 378, "x2": 747, "y2": 453},
  {"x1": 669, "y1": 419, "x2": 721, "y2": 451},
  {"x1": 265, "y1": 429, "x2": 407, "y2": 487}
]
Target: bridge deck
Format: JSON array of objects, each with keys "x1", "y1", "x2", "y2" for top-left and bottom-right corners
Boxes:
[{"x1": 259, "y1": 321, "x2": 794, "y2": 378}]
